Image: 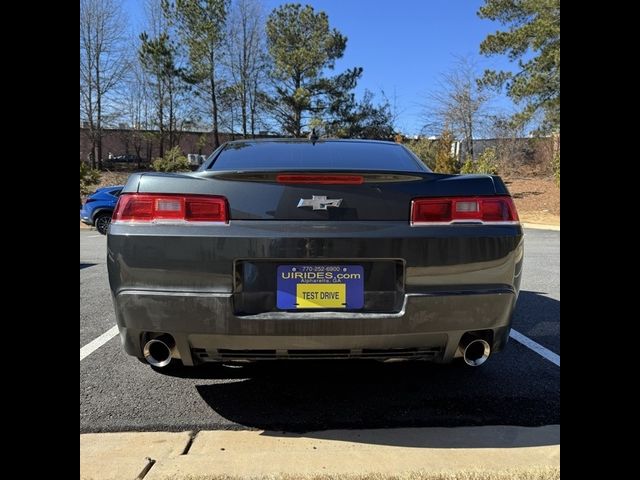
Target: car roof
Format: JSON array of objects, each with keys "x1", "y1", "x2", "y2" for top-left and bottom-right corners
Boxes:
[
  {"x1": 223, "y1": 138, "x2": 397, "y2": 146},
  {"x1": 209, "y1": 138, "x2": 426, "y2": 172}
]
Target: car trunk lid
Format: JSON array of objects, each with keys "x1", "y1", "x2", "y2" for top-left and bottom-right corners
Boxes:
[{"x1": 136, "y1": 170, "x2": 501, "y2": 221}]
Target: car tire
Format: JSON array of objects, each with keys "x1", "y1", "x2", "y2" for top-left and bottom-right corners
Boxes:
[{"x1": 94, "y1": 212, "x2": 112, "y2": 235}]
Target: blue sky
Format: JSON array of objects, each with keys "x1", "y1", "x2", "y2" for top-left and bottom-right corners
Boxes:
[{"x1": 123, "y1": 0, "x2": 517, "y2": 135}]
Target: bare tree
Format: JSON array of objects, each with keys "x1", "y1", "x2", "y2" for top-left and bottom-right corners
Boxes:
[
  {"x1": 225, "y1": 0, "x2": 269, "y2": 137},
  {"x1": 138, "y1": 0, "x2": 194, "y2": 158},
  {"x1": 421, "y1": 56, "x2": 494, "y2": 162},
  {"x1": 119, "y1": 54, "x2": 153, "y2": 168},
  {"x1": 164, "y1": 0, "x2": 230, "y2": 149},
  {"x1": 218, "y1": 85, "x2": 239, "y2": 137},
  {"x1": 80, "y1": 0, "x2": 130, "y2": 169}
]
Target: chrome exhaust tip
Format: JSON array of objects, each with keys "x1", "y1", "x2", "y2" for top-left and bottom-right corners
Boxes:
[
  {"x1": 461, "y1": 338, "x2": 491, "y2": 367},
  {"x1": 143, "y1": 334, "x2": 175, "y2": 367}
]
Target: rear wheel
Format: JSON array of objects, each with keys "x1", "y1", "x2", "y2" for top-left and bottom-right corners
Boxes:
[{"x1": 94, "y1": 213, "x2": 112, "y2": 235}]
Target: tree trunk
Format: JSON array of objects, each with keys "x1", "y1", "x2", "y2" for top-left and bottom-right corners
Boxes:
[
  {"x1": 96, "y1": 115, "x2": 102, "y2": 171},
  {"x1": 168, "y1": 80, "x2": 175, "y2": 149},
  {"x1": 294, "y1": 73, "x2": 301, "y2": 137},
  {"x1": 467, "y1": 114, "x2": 474, "y2": 162},
  {"x1": 210, "y1": 52, "x2": 220, "y2": 148},
  {"x1": 96, "y1": 62, "x2": 103, "y2": 170},
  {"x1": 250, "y1": 96, "x2": 255, "y2": 137},
  {"x1": 158, "y1": 81, "x2": 164, "y2": 158},
  {"x1": 86, "y1": 75, "x2": 96, "y2": 168},
  {"x1": 146, "y1": 139, "x2": 152, "y2": 165},
  {"x1": 241, "y1": 88, "x2": 247, "y2": 138},
  {"x1": 96, "y1": 139, "x2": 103, "y2": 170},
  {"x1": 134, "y1": 138, "x2": 142, "y2": 169},
  {"x1": 241, "y1": 23, "x2": 248, "y2": 138},
  {"x1": 212, "y1": 90, "x2": 220, "y2": 147}
]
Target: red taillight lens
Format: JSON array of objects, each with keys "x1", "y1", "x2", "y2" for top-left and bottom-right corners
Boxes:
[
  {"x1": 112, "y1": 194, "x2": 228, "y2": 224},
  {"x1": 277, "y1": 174, "x2": 364, "y2": 185},
  {"x1": 411, "y1": 196, "x2": 519, "y2": 224}
]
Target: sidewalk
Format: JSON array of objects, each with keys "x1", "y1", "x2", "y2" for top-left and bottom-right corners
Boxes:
[{"x1": 80, "y1": 426, "x2": 560, "y2": 480}]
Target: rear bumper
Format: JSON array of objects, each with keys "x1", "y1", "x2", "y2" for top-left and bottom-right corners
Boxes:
[
  {"x1": 80, "y1": 211, "x2": 93, "y2": 225},
  {"x1": 108, "y1": 220, "x2": 523, "y2": 365},
  {"x1": 113, "y1": 287, "x2": 516, "y2": 365}
]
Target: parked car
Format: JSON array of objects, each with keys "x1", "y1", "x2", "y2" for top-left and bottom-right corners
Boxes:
[
  {"x1": 187, "y1": 153, "x2": 208, "y2": 167},
  {"x1": 80, "y1": 185, "x2": 124, "y2": 235},
  {"x1": 107, "y1": 139, "x2": 523, "y2": 371},
  {"x1": 112, "y1": 154, "x2": 143, "y2": 163}
]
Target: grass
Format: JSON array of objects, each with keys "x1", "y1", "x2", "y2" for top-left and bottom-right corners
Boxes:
[{"x1": 167, "y1": 466, "x2": 560, "y2": 480}]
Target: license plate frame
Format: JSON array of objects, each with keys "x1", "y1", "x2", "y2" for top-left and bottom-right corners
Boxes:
[{"x1": 276, "y1": 264, "x2": 364, "y2": 310}]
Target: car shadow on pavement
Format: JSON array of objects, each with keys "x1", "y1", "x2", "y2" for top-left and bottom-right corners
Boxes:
[
  {"x1": 170, "y1": 291, "x2": 559, "y2": 445},
  {"x1": 80, "y1": 263, "x2": 98, "y2": 270},
  {"x1": 193, "y1": 357, "x2": 559, "y2": 437},
  {"x1": 258, "y1": 424, "x2": 560, "y2": 449}
]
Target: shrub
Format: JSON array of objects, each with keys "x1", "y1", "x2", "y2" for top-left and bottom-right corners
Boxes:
[
  {"x1": 460, "y1": 159, "x2": 475, "y2": 174},
  {"x1": 461, "y1": 147, "x2": 499, "y2": 175},
  {"x1": 404, "y1": 137, "x2": 436, "y2": 170},
  {"x1": 434, "y1": 130, "x2": 459, "y2": 174},
  {"x1": 80, "y1": 161, "x2": 101, "y2": 196},
  {"x1": 151, "y1": 146, "x2": 191, "y2": 172},
  {"x1": 552, "y1": 151, "x2": 560, "y2": 186}
]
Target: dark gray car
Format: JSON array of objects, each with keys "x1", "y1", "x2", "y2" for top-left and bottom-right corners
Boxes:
[{"x1": 107, "y1": 139, "x2": 523, "y2": 370}]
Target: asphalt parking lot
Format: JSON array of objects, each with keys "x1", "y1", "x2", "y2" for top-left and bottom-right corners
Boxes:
[{"x1": 80, "y1": 228, "x2": 559, "y2": 433}]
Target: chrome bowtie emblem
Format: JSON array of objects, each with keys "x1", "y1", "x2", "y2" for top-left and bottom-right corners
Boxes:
[{"x1": 297, "y1": 195, "x2": 343, "y2": 210}]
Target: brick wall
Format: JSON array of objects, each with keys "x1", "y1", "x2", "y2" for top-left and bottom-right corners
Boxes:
[{"x1": 80, "y1": 128, "x2": 266, "y2": 163}]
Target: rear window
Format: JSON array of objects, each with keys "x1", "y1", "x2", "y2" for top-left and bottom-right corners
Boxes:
[{"x1": 208, "y1": 141, "x2": 426, "y2": 172}]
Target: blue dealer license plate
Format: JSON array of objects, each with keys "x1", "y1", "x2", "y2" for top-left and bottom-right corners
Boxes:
[{"x1": 276, "y1": 265, "x2": 364, "y2": 310}]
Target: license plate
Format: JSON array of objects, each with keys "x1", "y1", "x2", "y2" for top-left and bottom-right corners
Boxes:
[{"x1": 276, "y1": 265, "x2": 364, "y2": 309}]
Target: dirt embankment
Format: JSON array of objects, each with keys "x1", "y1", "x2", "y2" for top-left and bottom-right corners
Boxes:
[{"x1": 504, "y1": 176, "x2": 559, "y2": 226}]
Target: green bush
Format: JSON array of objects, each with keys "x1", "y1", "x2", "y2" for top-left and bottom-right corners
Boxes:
[
  {"x1": 434, "y1": 130, "x2": 459, "y2": 174},
  {"x1": 461, "y1": 147, "x2": 498, "y2": 175},
  {"x1": 460, "y1": 159, "x2": 475, "y2": 174},
  {"x1": 80, "y1": 162, "x2": 100, "y2": 196},
  {"x1": 404, "y1": 138, "x2": 436, "y2": 170},
  {"x1": 151, "y1": 146, "x2": 191, "y2": 172},
  {"x1": 552, "y1": 151, "x2": 560, "y2": 186}
]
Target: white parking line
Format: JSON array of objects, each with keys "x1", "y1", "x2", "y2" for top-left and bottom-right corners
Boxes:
[
  {"x1": 87, "y1": 235, "x2": 102, "y2": 238},
  {"x1": 80, "y1": 325, "x2": 119, "y2": 361},
  {"x1": 510, "y1": 329, "x2": 560, "y2": 366}
]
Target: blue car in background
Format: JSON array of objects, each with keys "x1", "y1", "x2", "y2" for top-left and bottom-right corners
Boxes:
[{"x1": 80, "y1": 186, "x2": 124, "y2": 235}]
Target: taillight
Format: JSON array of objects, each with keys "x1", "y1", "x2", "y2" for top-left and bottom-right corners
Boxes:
[
  {"x1": 112, "y1": 194, "x2": 228, "y2": 224},
  {"x1": 411, "y1": 196, "x2": 519, "y2": 225},
  {"x1": 277, "y1": 174, "x2": 364, "y2": 185}
]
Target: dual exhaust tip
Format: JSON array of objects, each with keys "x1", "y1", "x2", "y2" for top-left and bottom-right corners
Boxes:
[
  {"x1": 143, "y1": 334, "x2": 175, "y2": 367},
  {"x1": 460, "y1": 335, "x2": 491, "y2": 367},
  {"x1": 144, "y1": 333, "x2": 491, "y2": 368}
]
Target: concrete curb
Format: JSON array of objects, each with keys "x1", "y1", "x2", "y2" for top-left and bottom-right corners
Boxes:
[
  {"x1": 80, "y1": 426, "x2": 559, "y2": 480},
  {"x1": 522, "y1": 223, "x2": 560, "y2": 231}
]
